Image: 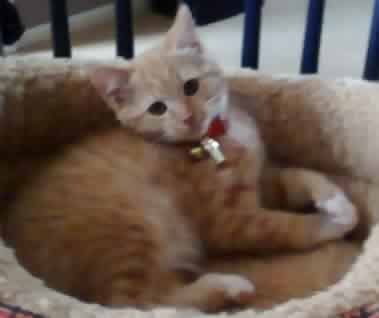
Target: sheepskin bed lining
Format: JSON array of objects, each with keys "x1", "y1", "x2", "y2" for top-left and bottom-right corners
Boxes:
[{"x1": 0, "y1": 58, "x2": 379, "y2": 318}]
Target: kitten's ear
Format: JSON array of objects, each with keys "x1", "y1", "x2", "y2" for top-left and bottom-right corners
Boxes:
[
  {"x1": 164, "y1": 4, "x2": 203, "y2": 54},
  {"x1": 89, "y1": 67, "x2": 132, "y2": 109}
]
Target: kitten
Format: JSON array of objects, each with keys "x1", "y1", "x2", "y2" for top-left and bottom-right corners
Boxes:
[
  {"x1": 89, "y1": 5, "x2": 358, "y2": 252},
  {"x1": 3, "y1": 5, "x2": 358, "y2": 312}
]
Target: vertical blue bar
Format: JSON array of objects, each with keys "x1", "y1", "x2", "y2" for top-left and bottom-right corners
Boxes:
[
  {"x1": 364, "y1": 0, "x2": 379, "y2": 81},
  {"x1": 0, "y1": 0, "x2": 4, "y2": 56},
  {"x1": 49, "y1": 0, "x2": 71, "y2": 57},
  {"x1": 300, "y1": 0, "x2": 326, "y2": 74},
  {"x1": 115, "y1": 0, "x2": 134, "y2": 59},
  {"x1": 241, "y1": 0, "x2": 264, "y2": 68},
  {"x1": 0, "y1": 32, "x2": 3, "y2": 57}
]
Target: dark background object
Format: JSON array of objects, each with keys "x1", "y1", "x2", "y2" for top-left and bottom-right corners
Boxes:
[
  {"x1": 364, "y1": 0, "x2": 379, "y2": 80},
  {"x1": 115, "y1": 0, "x2": 134, "y2": 58},
  {"x1": 151, "y1": 0, "x2": 178, "y2": 17},
  {"x1": 241, "y1": 0, "x2": 263, "y2": 68},
  {"x1": 184, "y1": 0, "x2": 244, "y2": 26},
  {"x1": 49, "y1": 0, "x2": 71, "y2": 57},
  {"x1": 300, "y1": 0, "x2": 326, "y2": 74},
  {"x1": 151, "y1": 0, "x2": 244, "y2": 26},
  {"x1": 0, "y1": 0, "x2": 3, "y2": 56},
  {"x1": 0, "y1": 0, "x2": 25, "y2": 46}
]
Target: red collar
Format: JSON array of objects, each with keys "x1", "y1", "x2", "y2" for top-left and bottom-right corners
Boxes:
[{"x1": 206, "y1": 116, "x2": 229, "y2": 139}]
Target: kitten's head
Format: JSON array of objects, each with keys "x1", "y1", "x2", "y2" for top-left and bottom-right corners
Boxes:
[{"x1": 90, "y1": 5, "x2": 228, "y2": 143}]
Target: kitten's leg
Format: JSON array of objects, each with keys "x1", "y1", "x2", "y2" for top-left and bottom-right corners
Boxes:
[
  {"x1": 260, "y1": 167, "x2": 368, "y2": 242},
  {"x1": 268, "y1": 167, "x2": 359, "y2": 237},
  {"x1": 201, "y1": 192, "x2": 357, "y2": 253},
  {"x1": 272, "y1": 167, "x2": 354, "y2": 211},
  {"x1": 163, "y1": 273, "x2": 255, "y2": 312}
]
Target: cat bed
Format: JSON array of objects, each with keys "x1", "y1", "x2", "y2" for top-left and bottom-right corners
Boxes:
[{"x1": 1, "y1": 58, "x2": 379, "y2": 318}]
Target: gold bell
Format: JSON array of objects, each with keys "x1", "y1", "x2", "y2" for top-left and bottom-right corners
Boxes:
[
  {"x1": 189, "y1": 146, "x2": 206, "y2": 160},
  {"x1": 189, "y1": 137, "x2": 226, "y2": 165}
]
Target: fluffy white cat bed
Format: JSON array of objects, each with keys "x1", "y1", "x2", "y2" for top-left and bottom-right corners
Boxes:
[{"x1": 1, "y1": 58, "x2": 379, "y2": 318}]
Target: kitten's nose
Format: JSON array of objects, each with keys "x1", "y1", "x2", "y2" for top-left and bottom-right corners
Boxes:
[{"x1": 183, "y1": 115, "x2": 196, "y2": 127}]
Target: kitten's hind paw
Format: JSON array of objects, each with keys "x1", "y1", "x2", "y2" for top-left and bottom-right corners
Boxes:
[{"x1": 316, "y1": 192, "x2": 358, "y2": 240}]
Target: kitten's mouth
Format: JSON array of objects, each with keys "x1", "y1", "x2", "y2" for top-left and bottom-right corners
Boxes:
[
  {"x1": 178, "y1": 115, "x2": 228, "y2": 143},
  {"x1": 140, "y1": 130, "x2": 165, "y2": 142}
]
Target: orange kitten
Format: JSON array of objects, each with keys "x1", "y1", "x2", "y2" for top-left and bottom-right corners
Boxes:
[
  {"x1": 3, "y1": 5, "x2": 358, "y2": 312},
  {"x1": 89, "y1": 5, "x2": 358, "y2": 253}
]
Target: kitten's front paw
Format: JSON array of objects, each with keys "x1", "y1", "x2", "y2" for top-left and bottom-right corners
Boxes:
[{"x1": 316, "y1": 192, "x2": 358, "y2": 241}]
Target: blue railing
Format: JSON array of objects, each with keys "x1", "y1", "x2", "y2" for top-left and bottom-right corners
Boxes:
[
  {"x1": 300, "y1": 0, "x2": 325, "y2": 74},
  {"x1": 364, "y1": 0, "x2": 379, "y2": 80},
  {"x1": 0, "y1": 0, "x2": 378, "y2": 80},
  {"x1": 0, "y1": 0, "x2": 4, "y2": 57},
  {"x1": 47, "y1": 0, "x2": 134, "y2": 59},
  {"x1": 241, "y1": 0, "x2": 263, "y2": 69},
  {"x1": 115, "y1": 0, "x2": 134, "y2": 58},
  {"x1": 49, "y1": 0, "x2": 72, "y2": 57},
  {"x1": 241, "y1": 0, "x2": 379, "y2": 80}
]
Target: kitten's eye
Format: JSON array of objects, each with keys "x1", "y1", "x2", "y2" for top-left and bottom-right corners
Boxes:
[
  {"x1": 183, "y1": 78, "x2": 199, "y2": 96},
  {"x1": 148, "y1": 101, "x2": 167, "y2": 116}
]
